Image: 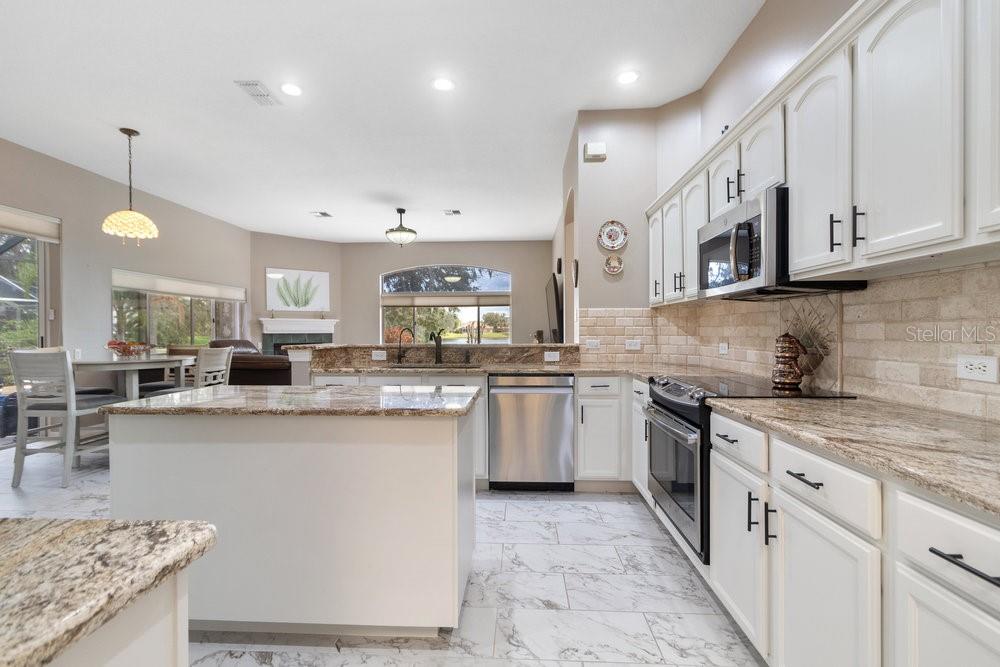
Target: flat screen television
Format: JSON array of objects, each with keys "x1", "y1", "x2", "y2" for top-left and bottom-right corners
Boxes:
[{"x1": 545, "y1": 273, "x2": 563, "y2": 343}]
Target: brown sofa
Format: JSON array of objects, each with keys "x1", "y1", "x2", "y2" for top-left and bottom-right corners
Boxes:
[{"x1": 210, "y1": 339, "x2": 291, "y2": 385}]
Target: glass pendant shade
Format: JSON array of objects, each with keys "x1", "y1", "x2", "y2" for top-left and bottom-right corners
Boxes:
[
  {"x1": 385, "y1": 207, "x2": 417, "y2": 246},
  {"x1": 103, "y1": 128, "x2": 157, "y2": 245}
]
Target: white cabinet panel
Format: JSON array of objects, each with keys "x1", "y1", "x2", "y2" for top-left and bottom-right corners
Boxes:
[
  {"x1": 313, "y1": 375, "x2": 362, "y2": 387},
  {"x1": 364, "y1": 375, "x2": 422, "y2": 386},
  {"x1": 708, "y1": 143, "x2": 740, "y2": 220},
  {"x1": 894, "y1": 563, "x2": 1000, "y2": 667},
  {"x1": 710, "y1": 451, "x2": 769, "y2": 655},
  {"x1": 769, "y1": 488, "x2": 881, "y2": 667},
  {"x1": 661, "y1": 194, "x2": 685, "y2": 303},
  {"x1": 855, "y1": 0, "x2": 964, "y2": 257},
  {"x1": 631, "y1": 397, "x2": 649, "y2": 500},
  {"x1": 681, "y1": 172, "x2": 708, "y2": 299},
  {"x1": 970, "y1": 0, "x2": 1000, "y2": 233},
  {"x1": 577, "y1": 398, "x2": 621, "y2": 480},
  {"x1": 648, "y1": 208, "x2": 664, "y2": 305},
  {"x1": 436, "y1": 375, "x2": 489, "y2": 480},
  {"x1": 739, "y1": 105, "x2": 785, "y2": 199},
  {"x1": 786, "y1": 48, "x2": 854, "y2": 275}
]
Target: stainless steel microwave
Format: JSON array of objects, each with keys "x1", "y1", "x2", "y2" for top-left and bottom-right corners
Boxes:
[{"x1": 697, "y1": 186, "x2": 866, "y2": 301}]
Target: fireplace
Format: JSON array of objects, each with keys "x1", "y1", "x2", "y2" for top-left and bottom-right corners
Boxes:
[
  {"x1": 262, "y1": 333, "x2": 332, "y2": 356},
  {"x1": 258, "y1": 318, "x2": 339, "y2": 355}
]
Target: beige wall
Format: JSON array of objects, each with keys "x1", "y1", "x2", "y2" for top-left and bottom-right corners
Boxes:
[
  {"x1": 0, "y1": 138, "x2": 252, "y2": 354},
  {"x1": 249, "y1": 231, "x2": 343, "y2": 343},
  {"x1": 655, "y1": 90, "x2": 703, "y2": 193}
]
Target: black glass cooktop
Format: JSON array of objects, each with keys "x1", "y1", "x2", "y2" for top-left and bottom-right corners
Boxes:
[{"x1": 663, "y1": 373, "x2": 855, "y2": 399}]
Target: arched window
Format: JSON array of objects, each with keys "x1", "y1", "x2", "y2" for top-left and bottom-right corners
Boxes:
[{"x1": 380, "y1": 265, "x2": 511, "y2": 345}]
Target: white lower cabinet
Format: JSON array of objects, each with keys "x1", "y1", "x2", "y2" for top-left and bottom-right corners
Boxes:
[
  {"x1": 576, "y1": 397, "x2": 621, "y2": 480},
  {"x1": 768, "y1": 487, "x2": 881, "y2": 667},
  {"x1": 438, "y1": 376, "x2": 489, "y2": 479},
  {"x1": 709, "y1": 451, "x2": 769, "y2": 655},
  {"x1": 631, "y1": 390, "x2": 649, "y2": 500},
  {"x1": 894, "y1": 562, "x2": 1000, "y2": 667},
  {"x1": 363, "y1": 375, "x2": 423, "y2": 386}
]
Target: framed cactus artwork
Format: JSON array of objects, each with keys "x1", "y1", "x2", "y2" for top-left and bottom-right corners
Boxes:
[{"x1": 265, "y1": 267, "x2": 330, "y2": 312}]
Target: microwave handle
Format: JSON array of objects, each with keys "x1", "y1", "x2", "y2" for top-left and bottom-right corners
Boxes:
[{"x1": 729, "y1": 223, "x2": 750, "y2": 281}]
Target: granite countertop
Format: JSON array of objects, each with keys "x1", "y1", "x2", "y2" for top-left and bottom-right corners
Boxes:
[
  {"x1": 100, "y1": 384, "x2": 481, "y2": 417},
  {"x1": 0, "y1": 519, "x2": 216, "y2": 667},
  {"x1": 707, "y1": 396, "x2": 1000, "y2": 520},
  {"x1": 311, "y1": 364, "x2": 696, "y2": 381}
]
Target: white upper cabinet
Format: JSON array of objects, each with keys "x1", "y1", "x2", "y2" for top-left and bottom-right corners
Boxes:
[
  {"x1": 970, "y1": 0, "x2": 1000, "y2": 234},
  {"x1": 708, "y1": 143, "x2": 740, "y2": 220},
  {"x1": 681, "y1": 172, "x2": 708, "y2": 299},
  {"x1": 855, "y1": 0, "x2": 964, "y2": 258},
  {"x1": 739, "y1": 105, "x2": 786, "y2": 199},
  {"x1": 661, "y1": 194, "x2": 685, "y2": 303},
  {"x1": 786, "y1": 48, "x2": 854, "y2": 275},
  {"x1": 648, "y1": 208, "x2": 664, "y2": 305}
]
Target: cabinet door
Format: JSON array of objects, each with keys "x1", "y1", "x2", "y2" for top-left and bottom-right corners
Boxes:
[
  {"x1": 661, "y1": 194, "x2": 685, "y2": 303},
  {"x1": 438, "y1": 376, "x2": 488, "y2": 479},
  {"x1": 739, "y1": 105, "x2": 785, "y2": 199},
  {"x1": 855, "y1": 0, "x2": 964, "y2": 257},
  {"x1": 769, "y1": 488, "x2": 881, "y2": 667},
  {"x1": 577, "y1": 398, "x2": 621, "y2": 480},
  {"x1": 648, "y1": 208, "x2": 664, "y2": 305},
  {"x1": 709, "y1": 451, "x2": 769, "y2": 654},
  {"x1": 785, "y1": 48, "x2": 854, "y2": 275},
  {"x1": 631, "y1": 399, "x2": 649, "y2": 499},
  {"x1": 681, "y1": 172, "x2": 708, "y2": 298},
  {"x1": 363, "y1": 375, "x2": 422, "y2": 386},
  {"x1": 708, "y1": 143, "x2": 740, "y2": 220},
  {"x1": 894, "y1": 563, "x2": 1000, "y2": 667},
  {"x1": 970, "y1": 0, "x2": 1000, "y2": 233}
]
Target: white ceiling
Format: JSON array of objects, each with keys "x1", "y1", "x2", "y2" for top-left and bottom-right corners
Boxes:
[{"x1": 0, "y1": 0, "x2": 762, "y2": 243}]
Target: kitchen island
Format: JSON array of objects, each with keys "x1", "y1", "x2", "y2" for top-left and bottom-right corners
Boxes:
[{"x1": 101, "y1": 384, "x2": 479, "y2": 636}]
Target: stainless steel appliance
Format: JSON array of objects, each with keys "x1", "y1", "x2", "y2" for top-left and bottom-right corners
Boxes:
[
  {"x1": 488, "y1": 374, "x2": 575, "y2": 491},
  {"x1": 697, "y1": 186, "x2": 866, "y2": 301}
]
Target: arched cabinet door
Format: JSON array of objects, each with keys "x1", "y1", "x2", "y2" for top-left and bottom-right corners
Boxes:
[
  {"x1": 708, "y1": 143, "x2": 740, "y2": 220},
  {"x1": 648, "y1": 207, "x2": 664, "y2": 305},
  {"x1": 681, "y1": 172, "x2": 708, "y2": 299},
  {"x1": 739, "y1": 105, "x2": 785, "y2": 200}
]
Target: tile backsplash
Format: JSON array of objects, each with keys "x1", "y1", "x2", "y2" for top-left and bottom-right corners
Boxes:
[{"x1": 580, "y1": 260, "x2": 1000, "y2": 420}]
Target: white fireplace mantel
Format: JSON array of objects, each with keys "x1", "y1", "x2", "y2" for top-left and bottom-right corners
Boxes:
[{"x1": 259, "y1": 317, "x2": 339, "y2": 335}]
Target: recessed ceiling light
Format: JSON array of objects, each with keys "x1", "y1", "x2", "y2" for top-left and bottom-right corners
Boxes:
[
  {"x1": 280, "y1": 83, "x2": 302, "y2": 96},
  {"x1": 444, "y1": 275, "x2": 462, "y2": 283},
  {"x1": 443, "y1": 209, "x2": 462, "y2": 216},
  {"x1": 432, "y1": 78, "x2": 455, "y2": 91},
  {"x1": 266, "y1": 272, "x2": 285, "y2": 280},
  {"x1": 617, "y1": 71, "x2": 640, "y2": 85},
  {"x1": 309, "y1": 211, "x2": 332, "y2": 218}
]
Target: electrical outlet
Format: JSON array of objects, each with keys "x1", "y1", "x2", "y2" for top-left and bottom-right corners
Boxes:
[
  {"x1": 371, "y1": 350, "x2": 387, "y2": 361},
  {"x1": 719, "y1": 342, "x2": 729, "y2": 355},
  {"x1": 73, "y1": 348, "x2": 82, "y2": 360},
  {"x1": 544, "y1": 351, "x2": 560, "y2": 362},
  {"x1": 585, "y1": 339, "x2": 600, "y2": 350},
  {"x1": 957, "y1": 355, "x2": 999, "y2": 383},
  {"x1": 625, "y1": 339, "x2": 642, "y2": 351}
]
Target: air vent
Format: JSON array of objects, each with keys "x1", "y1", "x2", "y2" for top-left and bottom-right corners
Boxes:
[
  {"x1": 310, "y1": 211, "x2": 332, "y2": 218},
  {"x1": 234, "y1": 80, "x2": 282, "y2": 106},
  {"x1": 443, "y1": 209, "x2": 462, "y2": 216}
]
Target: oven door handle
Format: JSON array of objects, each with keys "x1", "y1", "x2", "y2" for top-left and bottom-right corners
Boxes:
[{"x1": 643, "y1": 405, "x2": 698, "y2": 446}]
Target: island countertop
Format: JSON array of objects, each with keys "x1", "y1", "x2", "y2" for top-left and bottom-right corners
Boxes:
[
  {"x1": 100, "y1": 384, "x2": 481, "y2": 417},
  {"x1": 0, "y1": 519, "x2": 216, "y2": 667},
  {"x1": 706, "y1": 396, "x2": 1000, "y2": 520}
]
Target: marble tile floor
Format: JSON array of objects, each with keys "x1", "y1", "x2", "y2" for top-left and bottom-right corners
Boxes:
[{"x1": 0, "y1": 448, "x2": 762, "y2": 666}]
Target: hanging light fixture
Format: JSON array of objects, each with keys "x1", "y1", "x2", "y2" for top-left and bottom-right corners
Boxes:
[
  {"x1": 102, "y1": 128, "x2": 159, "y2": 245},
  {"x1": 385, "y1": 207, "x2": 417, "y2": 246}
]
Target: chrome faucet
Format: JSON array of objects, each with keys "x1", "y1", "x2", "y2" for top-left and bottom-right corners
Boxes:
[
  {"x1": 397, "y1": 327, "x2": 415, "y2": 363},
  {"x1": 428, "y1": 329, "x2": 445, "y2": 364}
]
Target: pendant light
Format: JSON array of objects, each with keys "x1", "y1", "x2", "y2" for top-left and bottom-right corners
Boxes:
[
  {"x1": 102, "y1": 128, "x2": 159, "y2": 245},
  {"x1": 385, "y1": 207, "x2": 417, "y2": 246}
]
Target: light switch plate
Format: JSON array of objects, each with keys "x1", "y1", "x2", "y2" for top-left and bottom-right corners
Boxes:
[
  {"x1": 544, "y1": 351, "x2": 560, "y2": 362},
  {"x1": 719, "y1": 342, "x2": 729, "y2": 355},
  {"x1": 371, "y1": 350, "x2": 387, "y2": 361},
  {"x1": 957, "y1": 355, "x2": 998, "y2": 382},
  {"x1": 585, "y1": 339, "x2": 600, "y2": 350},
  {"x1": 625, "y1": 339, "x2": 642, "y2": 351}
]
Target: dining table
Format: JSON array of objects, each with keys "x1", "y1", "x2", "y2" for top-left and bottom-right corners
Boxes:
[{"x1": 73, "y1": 353, "x2": 197, "y2": 400}]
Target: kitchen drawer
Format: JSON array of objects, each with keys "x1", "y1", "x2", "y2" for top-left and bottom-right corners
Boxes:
[
  {"x1": 896, "y1": 491, "x2": 1000, "y2": 613},
  {"x1": 432, "y1": 375, "x2": 485, "y2": 387},
  {"x1": 710, "y1": 412, "x2": 767, "y2": 473},
  {"x1": 313, "y1": 375, "x2": 361, "y2": 387},
  {"x1": 578, "y1": 376, "x2": 621, "y2": 396},
  {"x1": 771, "y1": 438, "x2": 881, "y2": 539},
  {"x1": 364, "y1": 375, "x2": 422, "y2": 386}
]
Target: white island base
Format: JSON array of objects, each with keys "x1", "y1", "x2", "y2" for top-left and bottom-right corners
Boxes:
[{"x1": 110, "y1": 410, "x2": 476, "y2": 635}]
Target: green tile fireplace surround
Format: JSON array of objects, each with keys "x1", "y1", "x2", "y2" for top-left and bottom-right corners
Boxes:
[{"x1": 262, "y1": 333, "x2": 332, "y2": 355}]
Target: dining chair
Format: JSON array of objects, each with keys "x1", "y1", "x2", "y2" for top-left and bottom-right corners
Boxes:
[
  {"x1": 137, "y1": 344, "x2": 201, "y2": 397},
  {"x1": 9, "y1": 349, "x2": 126, "y2": 488},
  {"x1": 144, "y1": 346, "x2": 234, "y2": 397}
]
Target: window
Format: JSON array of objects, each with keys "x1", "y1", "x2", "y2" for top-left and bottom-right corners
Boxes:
[
  {"x1": 112, "y1": 289, "x2": 244, "y2": 347},
  {"x1": 380, "y1": 265, "x2": 511, "y2": 345},
  {"x1": 0, "y1": 234, "x2": 41, "y2": 383}
]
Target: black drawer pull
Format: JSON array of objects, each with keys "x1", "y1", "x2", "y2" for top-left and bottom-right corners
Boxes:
[
  {"x1": 716, "y1": 433, "x2": 739, "y2": 444},
  {"x1": 929, "y1": 548, "x2": 1000, "y2": 588},
  {"x1": 764, "y1": 501, "x2": 778, "y2": 545},
  {"x1": 590, "y1": 384, "x2": 611, "y2": 388},
  {"x1": 747, "y1": 491, "x2": 759, "y2": 532},
  {"x1": 634, "y1": 389, "x2": 643, "y2": 395},
  {"x1": 786, "y1": 470, "x2": 824, "y2": 490}
]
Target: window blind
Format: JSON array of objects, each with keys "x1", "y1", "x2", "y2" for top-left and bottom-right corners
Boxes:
[
  {"x1": 0, "y1": 204, "x2": 61, "y2": 243},
  {"x1": 111, "y1": 269, "x2": 247, "y2": 301}
]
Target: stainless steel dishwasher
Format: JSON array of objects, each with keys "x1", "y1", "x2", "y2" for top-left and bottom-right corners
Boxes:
[{"x1": 488, "y1": 374, "x2": 575, "y2": 490}]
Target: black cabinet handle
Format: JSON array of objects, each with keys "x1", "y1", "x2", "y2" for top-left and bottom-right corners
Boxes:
[
  {"x1": 653, "y1": 280, "x2": 660, "y2": 297},
  {"x1": 580, "y1": 406, "x2": 584, "y2": 424},
  {"x1": 747, "y1": 491, "x2": 760, "y2": 532},
  {"x1": 764, "y1": 502, "x2": 778, "y2": 545},
  {"x1": 929, "y1": 548, "x2": 1000, "y2": 588},
  {"x1": 736, "y1": 169, "x2": 746, "y2": 197},
  {"x1": 786, "y1": 470, "x2": 824, "y2": 490},
  {"x1": 716, "y1": 433, "x2": 739, "y2": 444},
  {"x1": 590, "y1": 384, "x2": 610, "y2": 388},
  {"x1": 852, "y1": 205, "x2": 866, "y2": 247},
  {"x1": 634, "y1": 389, "x2": 643, "y2": 395},
  {"x1": 644, "y1": 419, "x2": 649, "y2": 442},
  {"x1": 829, "y1": 213, "x2": 843, "y2": 253},
  {"x1": 679, "y1": 272, "x2": 685, "y2": 291},
  {"x1": 726, "y1": 176, "x2": 735, "y2": 203}
]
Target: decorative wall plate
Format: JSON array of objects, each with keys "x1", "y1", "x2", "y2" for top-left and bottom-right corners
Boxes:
[
  {"x1": 604, "y1": 254, "x2": 624, "y2": 275},
  {"x1": 598, "y1": 220, "x2": 628, "y2": 250}
]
